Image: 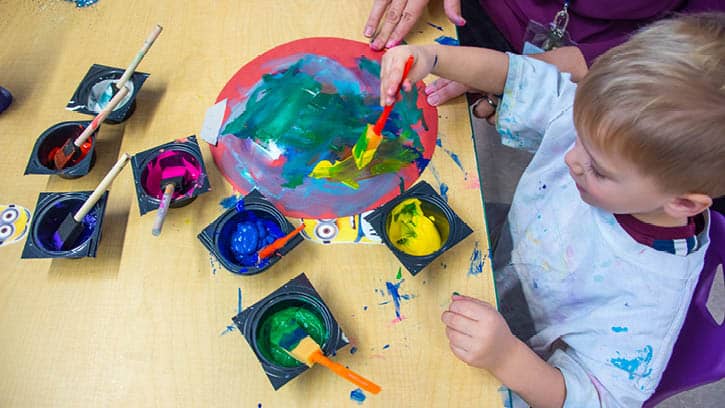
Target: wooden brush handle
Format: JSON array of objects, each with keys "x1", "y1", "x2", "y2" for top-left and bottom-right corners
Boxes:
[
  {"x1": 74, "y1": 153, "x2": 131, "y2": 222},
  {"x1": 73, "y1": 86, "x2": 130, "y2": 147},
  {"x1": 373, "y1": 55, "x2": 415, "y2": 134},
  {"x1": 116, "y1": 24, "x2": 163, "y2": 89},
  {"x1": 311, "y1": 352, "x2": 381, "y2": 394}
]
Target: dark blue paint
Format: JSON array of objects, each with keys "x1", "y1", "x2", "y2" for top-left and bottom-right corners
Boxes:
[{"x1": 434, "y1": 36, "x2": 459, "y2": 45}]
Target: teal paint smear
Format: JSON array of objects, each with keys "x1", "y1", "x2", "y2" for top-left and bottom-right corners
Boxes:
[
  {"x1": 610, "y1": 345, "x2": 653, "y2": 380},
  {"x1": 612, "y1": 326, "x2": 629, "y2": 333},
  {"x1": 222, "y1": 55, "x2": 427, "y2": 190},
  {"x1": 220, "y1": 288, "x2": 244, "y2": 336}
]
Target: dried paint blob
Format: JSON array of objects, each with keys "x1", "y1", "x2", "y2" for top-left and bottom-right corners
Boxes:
[
  {"x1": 211, "y1": 38, "x2": 437, "y2": 218},
  {"x1": 257, "y1": 306, "x2": 328, "y2": 367},
  {"x1": 141, "y1": 150, "x2": 203, "y2": 200},
  {"x1": 36, "y1": 199, "x2": 97, "y2": 251},
  {"x1": 386, "y1": 198, "x2": 443, "y2": 256}
]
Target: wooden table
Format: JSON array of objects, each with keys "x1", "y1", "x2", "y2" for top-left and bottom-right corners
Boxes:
[{"x1": 0, "y1": 1, "x2": 499, "y2": 406}]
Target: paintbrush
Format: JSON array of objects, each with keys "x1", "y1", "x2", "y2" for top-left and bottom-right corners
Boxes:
[
  {"x1": 52, "y1": 86, "x2": 130, "y2": 170},
  {"x1": 257, "y1": 223, "x2": 305, "y2": 261},
  {"x1": 151, "y1": 165, "x2": 187, "y2": 236},
  {"x1": 278, "y1": 322, "x2": 381, "y2": 394},
  {"x1": 98, "y1": 24, "x2": 163, "y2": 106},
  {"x1": 352, "y1": 54, "x2": 414, "y2": 170},
  {"x1": 53, "y1": 153, "x2": 130, "y2": 250}
]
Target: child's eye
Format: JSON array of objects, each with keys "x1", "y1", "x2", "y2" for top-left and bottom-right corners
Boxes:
[{"x1": 591, "y1": 167, "x2": 606, "y2": 179}]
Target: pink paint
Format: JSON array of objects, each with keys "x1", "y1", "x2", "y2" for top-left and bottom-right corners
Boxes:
[{"x1": 142, "y1": 150, "x2": 202, "y2": 200}]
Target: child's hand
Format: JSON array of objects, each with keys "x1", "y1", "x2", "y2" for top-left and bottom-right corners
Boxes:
[
  {"x1": 441, "y1": 294, "x2": 517, "y2": 371},
  {"x1": 379, "y1": 45, "x2": 435, "y2": 106}
]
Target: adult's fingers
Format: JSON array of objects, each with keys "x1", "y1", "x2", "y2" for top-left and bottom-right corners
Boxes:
[
  {"x1": 386, "y1": 0, "x2": 428, "y2": 48},
  {"x1": 370, "y1": 0, "x2": 407, "y2": 50},
  {"x1": 443, "y1": 0, "x2": 466, "y2": 26},
  {"x1": 364, "y1": 0, "x2": 391, "y2": 38},
  {"x1": 425, "y1": 79, "x2": 469, "y2": 106}
]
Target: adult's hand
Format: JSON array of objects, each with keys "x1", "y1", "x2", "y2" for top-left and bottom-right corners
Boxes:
[{"x1": 364, "y1": 0, "x2": 466, "y2": 51}]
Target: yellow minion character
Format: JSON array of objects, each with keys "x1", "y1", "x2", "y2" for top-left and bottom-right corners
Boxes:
[{"x1": 0, "y1": 204, "x2": 32, "y2": 247}]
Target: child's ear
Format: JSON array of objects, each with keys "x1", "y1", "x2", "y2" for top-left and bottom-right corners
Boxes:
[{"x1": 664, "y1": 193, "x2": 713, "y2": 218}]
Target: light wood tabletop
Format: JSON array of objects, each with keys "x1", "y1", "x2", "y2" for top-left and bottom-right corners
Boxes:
[{"x1": 0, "y1": 1, "x2": 499, "y2": 406}]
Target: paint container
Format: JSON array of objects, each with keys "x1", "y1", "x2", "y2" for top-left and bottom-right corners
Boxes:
[
  {"x1": 66, "y1": 64, "x2": 149, "y2": 124},
  {"x1": 21, "y1": 191, "x2": 108, "y2": 259},
  {"x1": 232, "y1": 273, "x2": 349, "y2": 390},
  {"x1": 131, "y1": 136, "x2": 211, "y2": 215},
  {"x1": 365, "y1": 181, "x2": 473, "y2": 276},
  {"x1": 198, "y1": 190, "x2": 303, "y2": 275},
  {"x1": 24, "y1": 121, "x2": 97, "y2": 178}
]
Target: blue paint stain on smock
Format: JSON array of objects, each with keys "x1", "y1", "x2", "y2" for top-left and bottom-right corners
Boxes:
[{"x1": 610, "y1": 345, "x2": 654, "y2": 380}]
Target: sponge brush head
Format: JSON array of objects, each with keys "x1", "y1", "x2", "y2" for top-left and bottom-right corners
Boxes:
[{"x1": 278, "y1": 326, "x2": 322, "y2": 366}]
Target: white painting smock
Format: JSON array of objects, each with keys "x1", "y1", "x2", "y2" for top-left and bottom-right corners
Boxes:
[{"x1": 494, "y1": 54, "x2": 711, "y2": 407}]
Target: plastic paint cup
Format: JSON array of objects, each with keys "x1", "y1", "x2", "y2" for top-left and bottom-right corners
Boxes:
[
  {"x1": 131, "y1": 136, "x2": 212, "y2": 216},
  {"x1": 21, "y1": 191, "x2": 108, "y2": 259},
  {"x1": 232, "y1": 273, "x2": 349, "y2": 390},
  {"x1": 24, "y1": 121, "x2": 97, "y2": 178},
  {"x1": 366, "y1": 181, "x2": 473, "y2": 276},
  {"x1": 66, "y1": 64, "x2": 149, "y2": 124},
  {"x1": 198, "y1": 190, "x2": 303, "y2": 275}
]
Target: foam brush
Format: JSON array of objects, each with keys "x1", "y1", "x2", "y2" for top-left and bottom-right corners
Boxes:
[
  {"x1": 52, "y1": 86, "x2": 129, "y2": 170},
  {"x1": 53, "y1": 153, "x2": 130, "y2": 250},
  {"x1": 257, "y1": 223, "x2": 305, "y2": 260},
  {"x1": 278, "y1": 322, "x2": 381, "y2": 394},
  {"x1": 352, "y1": 54, "x2": 414, "y2": 170}
]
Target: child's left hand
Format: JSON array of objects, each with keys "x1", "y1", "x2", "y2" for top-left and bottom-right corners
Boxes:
[{"x1": 441, "y1": 294, "x2": 517, "y2": 371}]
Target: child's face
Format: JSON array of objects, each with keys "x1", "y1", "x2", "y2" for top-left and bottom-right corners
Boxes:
[{"x1": 564, "y1": 133, "x2": 673, "y2": 217}]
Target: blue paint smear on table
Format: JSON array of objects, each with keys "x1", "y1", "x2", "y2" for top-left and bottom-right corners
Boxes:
[
  {"x1": 384, "y1": 279, "x2": 412, "y2": 321},
  {"x1": 219, "y1": 194, "x2": 242, "y2": 209},
  {"x1": 468, "y1": 241, "x2": 483, "y2": 276},
  {"x1": 66, "y1": 0, "x2": 99, "y2": 7},
  {"x1": 428, "y1": 164, "x2": 449, "y2": 202},
  {"x1": 434, "y1": 36, "x2": 459, "y2": 46},
  {"x1": 427, "y1": 22, "x2": 444, "y2": 31},
  {"x1": 436, "y1": 138, "x2": 467, "y2": 179},
  {"x1": 350, "y1": 388, "x2": 366, "y2": 404},
  {"x1": 383, "y1": 344, "x2": 390, "y2": 349},
  {"x1": 350, "y1": 346, "x2": 358, "y2": 354},
  {"x1": 220, "y1": 288, "x2": 243, "y2": 336}
]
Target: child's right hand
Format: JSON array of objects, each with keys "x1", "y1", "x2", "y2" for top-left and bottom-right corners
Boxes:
[
  {"x1": 379, "y1": 45, "x2": 436, "y2": 106},
  {"x1": 441, "y1": 294, "x2": 517, "y2": 371}
]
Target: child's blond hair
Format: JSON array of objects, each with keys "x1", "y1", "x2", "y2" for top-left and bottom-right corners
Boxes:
[{"x1": 573, "y1": 13, "x2": 725, "y2": 197}]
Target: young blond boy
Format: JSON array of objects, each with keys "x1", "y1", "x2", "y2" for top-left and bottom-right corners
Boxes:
[{"x1": 380, "y1": 13, "x2": 725, "y2": 407}]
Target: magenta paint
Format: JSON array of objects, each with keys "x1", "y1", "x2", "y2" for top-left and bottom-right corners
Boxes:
[{"x1": 141, "y1": 150, "x2": 202, "y2": 201}]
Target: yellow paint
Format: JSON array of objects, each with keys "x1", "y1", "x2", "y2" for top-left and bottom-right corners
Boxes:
[{"x1": 387, "y1": 198, "x2": 441, "y2": 256}]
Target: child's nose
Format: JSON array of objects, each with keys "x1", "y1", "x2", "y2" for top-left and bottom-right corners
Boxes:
[{"x1": 565, "y1": 149, "x2": 585, "y2": 175}]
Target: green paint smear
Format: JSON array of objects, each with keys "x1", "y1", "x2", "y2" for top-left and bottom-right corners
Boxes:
[
  {"x1": 222, "y1": 56, "x2": 428, "y2": 189},
  {"x1": 256, "y1": 306, "x2": 328, "y2": 367}
]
